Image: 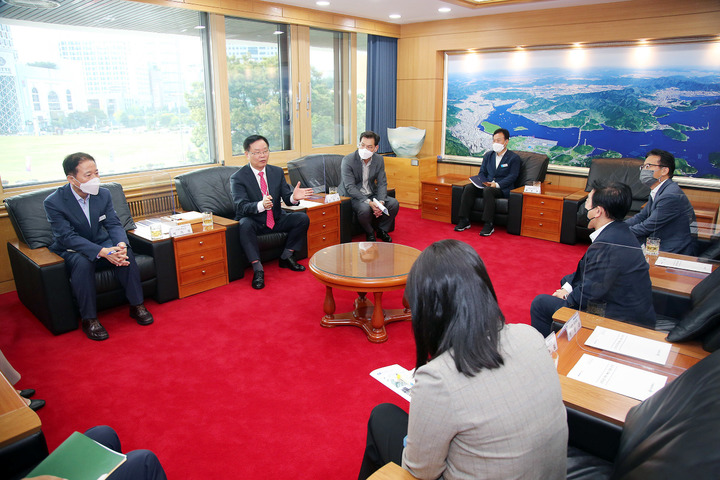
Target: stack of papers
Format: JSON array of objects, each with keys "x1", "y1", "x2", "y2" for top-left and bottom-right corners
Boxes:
[
  {"x1": 584, "y1": 326, "x2": 672, "y2": 365},
  {"x1": 654, "y1": 256, "x2": 713, "y2": 274},
  {"x1": 568, "y1": 354, "x2": 667, "y2": 401},
  {"x1": 370, "y1": 364, "x2": 415, "y2": 402}
]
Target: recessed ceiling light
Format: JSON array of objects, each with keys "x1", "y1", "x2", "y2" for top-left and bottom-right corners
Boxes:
[
  {"x1": 389, "y1": 14, "x2": 401, "y2": 19},
  {"x1": 438, "y1": 7, "x2": 451, "y2": 13},
  {"x1": 316, "y1": 1, "x2": 330, "y2": 6}
]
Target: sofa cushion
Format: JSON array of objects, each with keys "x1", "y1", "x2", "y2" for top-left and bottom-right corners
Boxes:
[
  {"x1": 611, "y1": 350, "x2": 720, "y2": 480},
  {"x1": 514, "y1": 151, "x2": 549, "y2": 187},
  {"x1": 4, "y1": 186, "x2": 57, "y2": 249},
  {"x1": 174, "y1": 166, "x2": 239, "y2": 218},
  {"x1": 287, "y1": 154, "x2": 344, "y2": 193},
  {"x1": 104, "y1": 182, "x2": 136, "y2": 230},
  {"x1": 585, "y1": 158, "x2": 649, "y2": 204}
]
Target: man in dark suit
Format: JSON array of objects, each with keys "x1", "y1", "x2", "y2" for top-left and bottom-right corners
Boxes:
[
  {"x1": 230, "y1": 135, "x2": 314, "y2": 290},
  {"x1": 454, "y1": 128, "x2": 521, "y2": 236},
  {"x1": 339, "y1": 131, "x2": 399, "y2": 242},
  {"x1": 626, "y1": 149, "x2": 696, "y2": 255},
  {"x1": 43, "y1": 152, "x2": 153, "y2": 341},
  {"x1": 530, "y1": 182, "x2": 655, "y2": 337}
]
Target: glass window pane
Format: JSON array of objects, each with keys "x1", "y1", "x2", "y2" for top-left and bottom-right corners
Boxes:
[
  {"x1": 225, "y1": 18, "x2": 291, "y2": 155},
  {"x1": 356, "y1": 33, "x2": 367, "y2": 136},
  {"x1": 309, "y1": 28, "x2": 350, "y2": 147},
  {"x1": 0, "y1": 0, "x2": 213, "y2": 188}
]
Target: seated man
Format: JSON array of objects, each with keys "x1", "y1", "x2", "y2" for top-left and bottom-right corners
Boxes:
[
  {"x1": 530, "y1": 182, "x2": 655, "y2": 337},
  {"x1": 230, "y1": 134, "x2": 314, "y2": 290},
  {"x1": 453, "y1": 128, "x2": 521, "y2": 237},
  {"x1": 340, "y1": 131, "x2": 399, "y2": 242},
  {"x1": 44, "y1": 152, "x2": 154, "y2": 341},
  {"x1": 626, "y1": 149, "x2": 696, "y2": 255}
]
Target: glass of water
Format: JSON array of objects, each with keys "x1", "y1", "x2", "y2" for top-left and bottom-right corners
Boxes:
[
  {"x1": 645, "y1": 237, "x2": 660, "y2": 256},
  {"x1": 202, "y1": 211, "x2": 213, "y2": 229}
]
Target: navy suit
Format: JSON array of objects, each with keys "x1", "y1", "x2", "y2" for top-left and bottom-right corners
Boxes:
[
  {"x1": 458, "y1": 149, "x2": 522, "y2": 223},
  {"x1": 339, "y1": 151, "x2": 399, "y2": 235},
  {"x1": 626, "y1": 179, "x2": 696, "y2": 255},
  {"x1": 230, "y1": 163, "x2": 309, "y2": 263},
  {"x1": 44, "y1": 184, "x2": 143, "y2": 319},
  {"x1": 531, "y1": 221, "x2": 656, "y2": 336}
]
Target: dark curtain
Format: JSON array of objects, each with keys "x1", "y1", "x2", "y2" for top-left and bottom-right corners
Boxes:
[{"x1": 366, "y1": 35, "x2": 397, "y2": 154}]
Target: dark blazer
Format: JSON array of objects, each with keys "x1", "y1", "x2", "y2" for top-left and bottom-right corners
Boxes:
[
  {"x1": 565, "y1": 221, "x2": 655, "y2": 328},
  {"x1": 230, "y1": 164, "x2": 294, "y2": 224},
  {"x1": 626, "y1": 179, "x2": 696, "y2": 255},
  {"x1": 44, "y1": 184, "x2": 129, "y2": 261},
  {"x1": 339, "y1": 151, "x2": 389, "y2": 202},
  {"x1": 479, "y1": 149, "x2": 522, "y2": 197}
]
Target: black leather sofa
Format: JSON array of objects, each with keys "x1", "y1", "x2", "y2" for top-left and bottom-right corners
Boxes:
[
  {"x1": 4, "y1": 183, "x2": 175, "y2": 335},
  {"x1": 174, "y1": 166, "x2": 305, "y2": 282},
  {"x1": 566, "y1": 349, "x2": 720, "y2": 479},
  {"x1": 450, "y1": 151, "x2": 550, "y2": 234},
  {"x1": 560, "y1": 157, "x2": 649, "y2": 245},
  {"x1": 286, "y1": 153, "x2": 396, "y2": 242}
]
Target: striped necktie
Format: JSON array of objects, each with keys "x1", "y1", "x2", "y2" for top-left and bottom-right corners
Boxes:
[{"x1": 258, "y1": 171, "x2": 275, "y2": 229}]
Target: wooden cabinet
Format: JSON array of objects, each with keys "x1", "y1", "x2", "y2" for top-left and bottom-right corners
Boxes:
[
  {"x1": 384, "y1": 156, "x2": 438, "y2": 209},
  {"x1": 421, "y1": 175, "x2": 470, "y2": 223},
  {"x1": 173, "y1": 224, "x2": 228, "y2": 298},
  {"x1": 521, "y1": 184, "x2": 578, "y2": 242},
  {"x1": 305, "y1": 201, "x2": 340, "y2": 258}
]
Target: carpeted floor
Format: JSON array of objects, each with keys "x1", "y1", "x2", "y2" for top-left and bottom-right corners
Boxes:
[{"x1": 0, "y1": 207, "x2": 587, "y2": 478}]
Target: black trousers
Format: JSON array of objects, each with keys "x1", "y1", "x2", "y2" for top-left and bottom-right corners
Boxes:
[
  {"x1": 237, "y1": 211, "x2": 309, "y2": 263},
  {"x1": 458, "y1": 184, "x2": 504, "y2": 223},
  {"x1": 84, "y1": 426, "x2": 167, "y2": 480},
  {"x1": 358, "y1": 403, "x2": 408, "y2": 480}
]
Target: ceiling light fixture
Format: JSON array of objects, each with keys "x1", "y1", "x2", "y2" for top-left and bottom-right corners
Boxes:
[
  {"x1": 316, "y1": 1, "x2": 330, "y2": 6},
  {"x1": 389, "y1": 14, "x2": 401, "y2": 19},
  {"x1": 439, "y1": 7, "x2": 452, "y2": 13}
]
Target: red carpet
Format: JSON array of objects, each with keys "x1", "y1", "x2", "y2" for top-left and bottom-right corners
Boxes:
[{"x1": 0, "y1": 208, "x2": 587, "y2": 478}]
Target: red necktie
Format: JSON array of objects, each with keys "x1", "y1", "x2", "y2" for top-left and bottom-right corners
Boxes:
[{"x1": 258, "y1": 171, "x2": 275, "y2": 229}]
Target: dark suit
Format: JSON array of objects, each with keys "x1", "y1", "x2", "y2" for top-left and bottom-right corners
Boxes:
[
  {"x1": 339, "y1": 151, "x2": 399, "y2": 235},
  {"x1": 531, "y1": 221, "x2": 655, "y2": 336},
  {"x1": 230, "y1": 163, "x2": 309, "y2": 263},
  {"x1": 458, "y1": 149, "x2": 522, "y2": 223},
  {"x1": 44, "y1": 184, "x2": 143, "y2": 319},
  {"x1": 626, "y1": 179, "x2": 696, "y2": 255}
]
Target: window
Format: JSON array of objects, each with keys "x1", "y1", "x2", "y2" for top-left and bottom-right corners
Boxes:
[
  {"x1": 0, "y1": 0, "x2": 214, "y2": 188},
  {"x1": 356, "y1": 33, "x2": 368, "y2": 136},
  {"x1": 224, "y1": 17, "x2": 291, "y2": 155}
]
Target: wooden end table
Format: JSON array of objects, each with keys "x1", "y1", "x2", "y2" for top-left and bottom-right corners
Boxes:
[
  {"x1": 309, "y1": 243, "x2": 422, "y2": 343},
  {"x1": 517, "y1": 183, "x2": 580, "y2": 242}
]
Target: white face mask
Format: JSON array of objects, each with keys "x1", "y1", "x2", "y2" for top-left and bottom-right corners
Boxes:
[
  {"x1": 75, "y1": 177, "x2": 101, "y2": 196},
  {"x1": 492, "y1": 142, "x2": 505, "y2": 154},
  {"x1": 358, "y1": 148, "x2": 374, "y2": 160}
]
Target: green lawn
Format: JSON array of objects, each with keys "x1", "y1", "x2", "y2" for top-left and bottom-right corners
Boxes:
[{"x1": 0, "y1": 130, "x2": 208, "y2": 187}]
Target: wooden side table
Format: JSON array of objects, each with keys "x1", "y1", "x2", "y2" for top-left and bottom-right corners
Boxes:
[
  {"x1": 384, "y1": 156, "x2": 438, "y2": 209},
  {"x1": 306, "y1": 200, "x2": 341, "y2": 258},
  {"x1": 520, "y1": 184, "x2": 579, "y2": 242},
  {"x1": 421, "y1": 175, "x2": 470, "y2": 223},
  {"x1": 173, "y1": 223, "x2": 228, "y2": 298}
]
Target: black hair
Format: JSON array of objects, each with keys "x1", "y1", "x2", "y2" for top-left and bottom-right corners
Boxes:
[
  {"x1": 62, "y1": 152, "x2": 95, "y2": 176},
  {"x1": 359, "y1": 131, "x2": 380, "y2": 146},
  {"x1": 493, "y1": 128, "x2": 510, "y2": 141},
  {"x1": 243, "y1": 135, "x2": 269, "y2": 152},
  {"x1": 646, "y1": 149, "x2": 675, "y2": 178},
  {"x1": 406, "y1": 239, "x2": 505, "y2": 376},
  {"x1": 589, "y1": 181, "x2": 632, "y2": 221}
]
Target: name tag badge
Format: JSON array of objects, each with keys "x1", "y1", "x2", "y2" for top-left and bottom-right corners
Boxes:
[
  {"x1": 524, "y1": 184, "x2": 541, "y2": 193},
  {"x1": 565, "y1": 312, "x2": 582, "y2": 341},
  {"x1": 169, "y1": 224, "x2": 193, "y2": 237},
  {"x1": 98, "y1": 215, "x2": 107, "y2": 221},
  {"x1": 545, "y1": 332, "x2": 558, "y2": 354}
]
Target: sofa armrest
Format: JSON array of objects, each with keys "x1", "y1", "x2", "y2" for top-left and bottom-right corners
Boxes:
[
  {"x1": 567, "y1": 407, "x2": 622, "y2": 463},
  {"x1": 560, "y1": 190, "x2": 588, "y2": 245},
  {"x1": 507, "y1": 186, "x2": 525, "y2": 235},
  {"x1": 127, "y1": 232, "x2": 179, "y2": 302}
]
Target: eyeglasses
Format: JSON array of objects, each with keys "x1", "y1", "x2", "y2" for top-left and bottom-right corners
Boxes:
[
  {"x1": 248, "y1": 150, "x2": 269, "y2": 157},
  {"x1": 640, "y1": 163, "x2": 662, "y2": 170},
  {"x1": 359, "y1": 143, "x2": 376, "y2": 150}
]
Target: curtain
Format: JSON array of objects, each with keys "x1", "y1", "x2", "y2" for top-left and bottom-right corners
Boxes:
[{"x1": 366, "y1": 35, "x2": 397, "y2": 154}]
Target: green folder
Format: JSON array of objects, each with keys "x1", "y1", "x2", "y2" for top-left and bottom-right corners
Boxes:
[{"x1": 28, "y1": 431, "x2": 126, "y2": 480}]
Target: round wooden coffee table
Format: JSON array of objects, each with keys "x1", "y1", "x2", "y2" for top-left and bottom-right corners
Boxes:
[{"x1": 309, "y1": 242, "x2": 422, "y2": 343}]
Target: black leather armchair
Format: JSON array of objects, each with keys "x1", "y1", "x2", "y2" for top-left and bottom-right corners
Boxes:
[
  {"x1": 174, "y1": 166, "x2": 303, "y2": 282},
  {"x1": 560, "y1": 157, "x2": 649, "y2": 245},
  {"x1": 287, "y1": 153, "x2": 396, "y2": 242},
  {"x1": 566, "y1": 349, "x2": 720, "y2": 479},
  {"x1": 5, "y1": 183, "x2": 172, "y2": 335},
  {"x1": 451, "y1": 151, "x2": 550, "y2": 234}
]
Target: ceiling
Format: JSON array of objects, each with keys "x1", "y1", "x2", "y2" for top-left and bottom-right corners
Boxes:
[{"x1": 262, "y1": 0, "x2": 627, "y2": 25}]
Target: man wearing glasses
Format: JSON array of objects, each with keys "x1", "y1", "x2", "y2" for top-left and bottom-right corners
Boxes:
[
  {"x1": 340, "y1": 131, "x2": 399, "y2": 242},
  {"x1": 626, "y1": 149, "x2": 696, "y2": 255},
  {"x1": 230, "y1": 135, "x2": 314, "y2": 290}
]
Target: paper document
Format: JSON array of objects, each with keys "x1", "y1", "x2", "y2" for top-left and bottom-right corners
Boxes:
[
  {"x1": 567, "y1": 354, "x2": 667, "y2": 401},
  {"x1": 297, "y1": 199, "x2": 323, "y2": 208},
  {"x1": 372, "y1": 198, "x2": 389, "y2": 215},
  {"x1": 654, "y1": 256, "x2": 713, "y2": 274},
  {"x1": 585, "y1": 326, "x2": 672, "y2": 365},
  {"x1": 370, "y1": 364, "x2": 415, "y2": 402},
  {"x1": 469, "y1": 174, "x2": 489, "y2": 189}
]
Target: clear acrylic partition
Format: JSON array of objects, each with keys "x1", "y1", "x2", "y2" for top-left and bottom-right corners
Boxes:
[{"x1": 133, "y1": 173, "x2": 177, "y2": 240}]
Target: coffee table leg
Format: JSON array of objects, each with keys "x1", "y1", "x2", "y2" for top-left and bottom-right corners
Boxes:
[
  {"x1": 371, "y1": 292, "x2": 385, "y2": 331},
  {"x1": 402, "y1": 293, "x2": 410, "y2": 313},
  {"x1": 356, "y1": 292, "x2": 370, "y2": 309},
  {"x1": 321, "y1": 286, "x2": 336, "y2": 324}
]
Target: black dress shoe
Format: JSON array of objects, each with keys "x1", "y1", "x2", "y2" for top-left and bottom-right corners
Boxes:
[
  {"x1": 252, "y1": 270, "x2": 265, "y2": 289},
  {"x1": 29, "y1": 399, "x2": 45, "y2": 411},
  {"x1": 279, "y1": 256, "x2": 306, "y2": 272},
  {"x1": 82, "y1": 318, "x2": 109, "y2": 341},
  {"x1": 366, "y1": 233, "x2": 376, "y2": 241},
  {"x1": 454, "y1": 219, "x2": 471, "y2": 232},
  {"x1": 130, "y1": 304, "x2": 154, "y2": 325},
  {"x1": 19, "y1": 389, "x2": 35, "y2": 399},
  {"x1": 376, "y1": 229, "x2": 392, "y2": 243}
]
